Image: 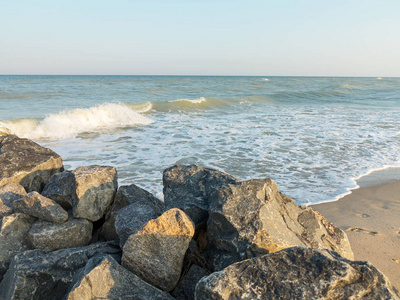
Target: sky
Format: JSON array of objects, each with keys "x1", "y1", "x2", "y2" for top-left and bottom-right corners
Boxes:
[{"x1": 1, "y1": 0, "x2": 399, "y2": 76}]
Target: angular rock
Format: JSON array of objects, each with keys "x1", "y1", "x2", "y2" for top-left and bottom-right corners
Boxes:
[
  {"x1": 195, "y1": 247, "x2": 400, "y2": 300},
  {"x1": 100, "y1": 183, "x2": 163, "y2": 241},
  {"x1": 0, "y1": 241, "x2": 121, "y2": 300},
  {"x1": 122, "y1": 208, "x2": 195, "y2": 292},
  {"x1": 29, "y1": 217, "x2": 93, "y2": 252},
  {"x1": 0, "y1": 183, "x2": 26, "y2": 217},
  {"x1": 13, "y1": 191, "x2": 68, "y2": 224},
  {"x1": 163, "y1": 165, "x2": 239, "y2": 225},
  {"x1": 71, "y1": 165, "x2": 117, "y2": 222},
  {"x1": 207, "y1": 178, "x2": 354, "y2": 270},
  {"x1": 115, "y1": 202, "x2": 158, "y2": 247},
  {"x1": 172, "y1": 264, "x2": 209, "y2": 300},
  {"x1": 0, "y1": 134, "x2": 63, "y2": 192},
  {"x1": 0, "y1": 213, "x2": 36, "y2": 282},
  {"x1": 41, "y1": 171, "x2": 75, "y2": 210},
  {"x1": 66, "y1": 255, "x2": 174, "y2": 300}
]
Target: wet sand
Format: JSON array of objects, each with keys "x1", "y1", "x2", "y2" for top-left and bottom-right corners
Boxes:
[{"x1": 312, "y1": 180, "x2": 400, "y2": 291}]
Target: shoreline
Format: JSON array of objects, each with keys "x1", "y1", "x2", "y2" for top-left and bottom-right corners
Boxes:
[{"x1": 312, "y1": 177, "x2": 400, "y2": 291}]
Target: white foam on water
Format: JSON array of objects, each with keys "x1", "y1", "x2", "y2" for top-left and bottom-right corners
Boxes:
[
  {"x1": 1, "y1": 103, "x2": 153, "y2": 139},
  {"x1": 169, "y1": 97, "x2": 206, "y2": 104},
  {"x1": 261, "y1": 78, "x2": 269, "y2": 81}
]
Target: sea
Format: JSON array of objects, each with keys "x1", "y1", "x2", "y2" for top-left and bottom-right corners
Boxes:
[{"x1": 1, "y1": 75, "x2": 400, "y2": 205}]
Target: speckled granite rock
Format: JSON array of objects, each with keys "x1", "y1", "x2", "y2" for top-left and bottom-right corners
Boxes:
[
  {"x1": 122, "y1": 208, "x2": 195, "y2": 292},
  {"x1": 195, "y1": 247, "x2": 400, "y2": 300},
  {"x1": 0, "y1": 135, "x2": 63, "y2": 192},
  {"x1": 0, "y1": 183, "x2": 26, "y2": 217},
  {"x1": 41, "y1": 171, "x2": 76, "y2": 210}
]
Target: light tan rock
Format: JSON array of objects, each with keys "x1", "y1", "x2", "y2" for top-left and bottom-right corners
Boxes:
[
  {"x1": 0, "y1": 183, "x2": 26, "y2": 217},
  {"x1": 72, "y1": 165, "x2": 117, "y2": 222},
  {"x1": 29, "y1": 217, "x2": 93, "y2": 252},
  {"x1": 122, "y1": 208, "x2": 195, "y2": 292},
  {"x1": 13, "y1": 191, "x2": 68, "y2": 224},
  {"x1": 0, "y1": 135, "x2": 63, "y2": 192}
]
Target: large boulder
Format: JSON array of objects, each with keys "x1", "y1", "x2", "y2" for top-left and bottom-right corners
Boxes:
[
  {"x1": 207, "y1": 178, "x2": 353, "y2": 270},
  {"x1": 0, "y1": 241, "x2": 121, "y2": 300},
  {"x1": 71, "y1": 165, "x2": 118, "y2": 222},
  {"x1": 13, "y1": 191, "x2": 68, "y2": 224},
  {"x1": 0, "y1": 183, "x2": 26, "y2": 217},
  {"x1": 122, "y1": 208, "x2": 195, "y2": 292},
  {"x1": 29, "y1": 217, "x2": 93, "y2": 252},
  {"x1": 195, "y1": 247, "x2": 400, "y2": 300},
  {"x1": 163, "y1": 165, "x2": 239, "y2": 226},
  {"x1": 0, "y1": 135, "x2": 63, "y2": 192},
  {"x1": 41, "y1": 171, "x2": 75, "y2": 210},
  {"x1": 0, "y1": 213, "x2": 36, "y2": 281},
  {"x1": 172, "y1": 264, "x2": 210, "y2": 300},
  {"x1": 115, "y1": 202, "x2": 158, "y2": 247},
  {"x1": 66, "y1": 255, "x2": 174, "y2": 300},
  {"x1": 100, "y1": 183, "x2": 164, "y2": 241}
]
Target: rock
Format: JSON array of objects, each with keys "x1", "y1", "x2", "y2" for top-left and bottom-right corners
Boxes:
[
  {"x1": 72, "y1": 165, "x2": 118, "y2": 222},
  {"x1": 41, "y1": 171, "x2": 75, "y2": 210},
  {"x1": 66, "y1": 255, "x2": 174, "y2": 300},
  {"x1": 163, "y1": 165, "x2": 239, "y2": 226},
  {"x1": 0, "y1": 241, "x2": 121, "y2": 300},
  {"x1": 122, "y1": 208, "x2": 195, "y2": 292},
  {"x1": 195, "y1": 247, "x2": 400, "y2": 300},
  {"x1": 13, "y1": 191, "x2": 68, "y2": 224},
  {"x1": 172, "y1": 264, "x2": 209, "y2": 300},
  {"x1": 0, "y1": 135, "x2": 63, "y2": 192},
  {"x1": 207, "y1": 178, "x2": 354, "y2": 270},
  {"x1": 0, "y1": 213, "x2": 36, "y2": 282},
  {"x1": 29, "y1": 217, "x2": 93, "y2": 252},
  {"x1": 115, "y1": 202, "x2": 158, "y2": 247},
  {"x1": 0, "y1": 183, "x2": 26, "y2": 217},
  {"x1": 100, "y1": 183, "x2": 163, "y2": 241}
]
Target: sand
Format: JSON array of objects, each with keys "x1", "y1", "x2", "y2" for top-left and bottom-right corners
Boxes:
[{"x1": 312, "y1": 180, "x2": 400, "y2": 290}]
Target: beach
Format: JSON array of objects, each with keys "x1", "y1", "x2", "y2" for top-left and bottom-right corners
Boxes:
[{"x1": 312, "y1": 179, "x2": 400, "y2": 291}]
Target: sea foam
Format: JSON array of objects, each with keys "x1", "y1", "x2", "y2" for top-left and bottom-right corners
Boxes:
[{"x1": 0, "y1": 103, "x2": 153, "y2": 139}]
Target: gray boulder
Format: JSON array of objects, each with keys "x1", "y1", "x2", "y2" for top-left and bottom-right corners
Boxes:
[
  {"x1": 115, "y1": 202, "x2": 158, "y2": 247},
  {"x1": 13, "y1": 191, "x2": 68, "y2": 224},
  {"x1": 207, "y1": 178, "x2": 354, "y2": 270},
  {"x1": 0, "y1": 183, "x2": 26, "y2": 217},
  {"x1": 66, "y1": 255, "x2": 174, "y2": 300},
  {"x1": 72, "y1": 165, "x2": 118, "y2": 222},
  {"x1": 100, "y1": 183, "x2": 163, "y2": 241},
  {"x1": 0, "y1": 135, "x2": 63, "y2": 192},
  {"x1": 172, "y1": 264, "x2": 209, "y2": 300},
  {"x1": 29, "y1": 217, "x2": 93, "y2": 252},
  {"x1": 163, "y1": 165, "x2": 239, "y2": 226},
  {"x1": 0, "y1": 213, "x2": 36, "y2": 282},
  {"x1": 122, "y1": 208, "x2": 195, "y2": 292},
  {"x1": 0, "y1": 241, "x2": 121, "y2": 300},
  {"x1": 41, "y1": 171, "x2": 75, "y2": 210},
  {"x1": 195, "y1": 247, "x2": 400, "y2": 300}
]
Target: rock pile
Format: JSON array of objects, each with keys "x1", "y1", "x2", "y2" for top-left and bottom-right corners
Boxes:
[{"x1": 0, "y1": 135, "x2": 398, "y2": 299}]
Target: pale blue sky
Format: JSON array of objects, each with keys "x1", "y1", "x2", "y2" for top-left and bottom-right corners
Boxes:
[{"x1": 1, "y1": 0, "x2": 399, "y2": 76}]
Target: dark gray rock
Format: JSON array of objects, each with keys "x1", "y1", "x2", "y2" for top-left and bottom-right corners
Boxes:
[
  {"x1": 41, "y1": 171, "x2": 76, "y2": 210},
  {"x1": 0, "y1": 241, "x2": 121, "y2": 300},
  {"x1": 207, "y1": 178, "x2": 354, "y2": 270},
  {"x1": 0, "y1": 135, "x2": 63, "y2": 192},
  {"x1": 172, "y1": 264, "x2": 209, "y2": 300},
  {"x1": 71, "y1": 165, "x2": 118, "y2": 222},
  {"x1": 66, "y1": 255, "x2": 174, "y2": 300},
  {"x1": 115, "y1": 202, "x2": 158, "y2": 247},
  {"x1": 0, "y1": 213, "x2": 36, "y2": 282},
  {"x1": 163, "y1": 165, "x2": 239, "y2": 226},
  {"x1": 100, "y1": 183, "x2": 163, "y2": 241},
  {"x1": 195, "y1": 247, "x2": 400, "y2": 300},
  {"x1": 0, "y1": 183, "x2": 26, "y2": 217},
  {"x1": 13, "y1": 191, "x2": 68, "y2": 224},
  {"x1": 29, "y1": 217, "x2": 93, "y2": 252}
]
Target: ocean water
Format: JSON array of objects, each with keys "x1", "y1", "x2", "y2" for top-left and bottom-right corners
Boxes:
[{"x1": 1, "y1": 75, "x2": 400, "y2": 205}]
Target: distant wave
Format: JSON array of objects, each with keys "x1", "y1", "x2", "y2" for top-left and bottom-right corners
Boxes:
[
  {"x1": 0, "y1": 103, "x2": 153, "y2": 139},
  {"x1": 169, "y1": 97, "x2": 206, "y2": 104},
  {"x1": 261, "y1": 78, "x2": 269, "y2": 81}
]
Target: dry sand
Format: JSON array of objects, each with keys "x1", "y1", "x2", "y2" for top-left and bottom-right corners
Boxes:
[{"x1": 312, "y1": 180, "x2": 400, "y2": 291}]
